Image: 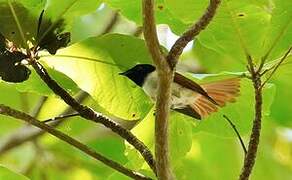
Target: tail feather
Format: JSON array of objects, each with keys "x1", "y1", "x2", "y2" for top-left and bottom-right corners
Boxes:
[{"x1": 191, "y1": 78, "x2": 241, "y2": 118}]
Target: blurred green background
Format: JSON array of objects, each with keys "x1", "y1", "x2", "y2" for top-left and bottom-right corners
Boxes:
[{"x1": 0, "y1": 0, "x2": 291, "y2": 179}]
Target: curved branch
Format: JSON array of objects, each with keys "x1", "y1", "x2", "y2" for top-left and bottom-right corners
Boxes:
[
  {"x1": 0, "y1": 104, "x2": 151, "y2": 180},
  {"x1": 142, "y1": 0, "x2": 174, "y2": 179},
  {"x1": 31, "y1": 61, "x2": 156, "y2": 175},
  {"x1": 0, "y1": 92, "x2": 87, "y2": 155},
  {"x1": 167, "y1": 0, "x2": 221, "y2": 69}
]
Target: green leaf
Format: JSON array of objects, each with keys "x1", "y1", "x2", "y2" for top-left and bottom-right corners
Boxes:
[
  {"x1": 193, "y1": 0, "x2": 291, "y2": 72},
  {"x1": 44, "y1": 0, "x2": 101, "y2": 23},
  {"x1": 0, "y1": 165, "x2": 29, "y2": 180},
  {"x1": 0, "y1": 0, "x2": 39, "y2": 46},
  {"x1": 196, "y1": 0, "x2": 270, "y2": 69},
  {"x1": 165, "y1": 0, "x2": 209, "y2": 24},
  {"x1": 262, "y1": 0, "x2": 292, "y2": 61},
  {"x1": 269, "y1": 57, "x2": 292, "y2": 126},
  {"x1": 104, "y1": 0, "x2": 189, "y2": 34},
  {"x1": 0, "y1": 67, "x2": 80, "y2": 96},
  {"x1": 125, "y1": 108, "x2": 194, "y2": 172},
  {"x1": 193, "y1": 40, "x2": 245, "y2": 73},
  {"x1": 43, "y1": 34, "x2": 154, "y2": 120}
]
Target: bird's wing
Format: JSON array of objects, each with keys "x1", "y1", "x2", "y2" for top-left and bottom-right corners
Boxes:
[
  {"x1": 174, "y1": 72, "x2": 217, "y2": 104},
  {"x1": 189, "y1": 78, "x2": 241, "y2": 118}
]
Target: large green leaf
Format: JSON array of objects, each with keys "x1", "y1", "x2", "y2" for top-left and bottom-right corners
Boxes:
[
  {"x1": 0, "y1": 165, "x2": 29, "y2": 180},
  {"x1": 124, "y1": 107, "x2": 193, "y2": 174},
  {"x1": 192, "y1": 0, "x2": 291, "y2": 72},
  {"x1": 104, "y1": 0, "x2": 189, "y2": 34},
  {"x1": 262, "y1": 0, "x2": 292, "y2": 61},
  {"x1": 0, "y1": 0, "x2": 41, "y2": 46},
  {"x1": 44, "y1": 0, "x2": 101, "y2": 23},
  {"x1": 165, "y1": 0, "x2": 209, "y2": 24},
  {"x1": 43, "y1": 34, "x2": 154, "y2": 120},
  {"x1": 193, "y1": 40, "x2": 245, "y2": 73},
  {"x1": 197, "y1": 0, "x2": 270, "y2": 68}
]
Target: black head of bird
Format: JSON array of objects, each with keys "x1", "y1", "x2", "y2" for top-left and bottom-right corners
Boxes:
[{"x1": 119, "y1": 64, "x2": 155, "y2": 87}]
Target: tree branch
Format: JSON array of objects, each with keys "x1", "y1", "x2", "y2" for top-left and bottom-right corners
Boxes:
[
  {"x1": 240, "y1": 47, "x2": 292, "y2": 179},
  {"x1": 0, "y1": 104, "x2": 152, "y2": 180},
  {"x1": 167, "y1": 0, "x2": 221, "y2": 69},
  {"x1": 142, "y1": 0, "x2": 221, "y2": 179},
  {"x1": 142, "y1": 1, "x2": 174, "y2": 179},
  {"x1": 239, "y1": 56, "x2": 262, "y2": 180},
  {"x1": 0, "y1": 92, "x2": 87, "y2": 155},
  {"x1": 31, "y1": 61, "x2": 156, "y2": 175},
  {"x1": 223, "y1": 115, "x2": 247, "y2": 155}
]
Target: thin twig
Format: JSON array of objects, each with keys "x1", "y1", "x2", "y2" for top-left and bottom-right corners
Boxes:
[
  {"x1": 31, "y1": 61, "x2": 156, "y2": 175},
  {"x1": 42, "y1": 113, "x2": 80, "y2": 123},
  {"x1": 0, "y1": 104, "x2": 152, "y2": 180},
  {"x1": 261, "y1": 47, "x2": 292, "y2": 88},
  {"x1": 166, "y1": 0, "x2": 221, "y2": 69},
  {"x1": 223, "y1": 115, "x2": 247, "y2": 155},
  {"x1": 142, "y1": 0, "x2": 174, "y2": 179}
]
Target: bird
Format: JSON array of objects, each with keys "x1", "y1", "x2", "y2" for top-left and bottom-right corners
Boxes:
[{"x1": 120, "y1": 64, "x2": 241, "y2": 120}]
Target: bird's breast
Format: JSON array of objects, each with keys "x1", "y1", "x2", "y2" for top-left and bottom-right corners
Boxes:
[{"x1": 142, "y1": 72, "x2": 198, "y2": 108}]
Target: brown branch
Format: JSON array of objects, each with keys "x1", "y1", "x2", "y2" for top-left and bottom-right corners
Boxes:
[
  {"x1": 143, "y1": 0, "x2": 174, "y2": 179},
  {"x1": 0, "y1": 92, "x2": 87, "y2": 155},
  {"x1": 0, "y1": 104, "x2": 152, "y2": 180},
  {"x1": 239, "y1": 55, "x2": 262, "y2": 180},
  {"x1": 31, "y1": 61, "x2": 156, "y2": 175},
  {"x1": 223, "y1": 115, "x2": 247, "y2": 155},
  {"x1": 142, "y1": 0, "x2": 221, "y2": 179},
  {"x1": 167, "y1": 0, "x2": 221, "y2": 69},
  {"x1": 240, "y1": 47, "x2": 291, "y2": 179}
]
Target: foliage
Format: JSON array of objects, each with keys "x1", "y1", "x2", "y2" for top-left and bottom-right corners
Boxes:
[{"x1": 0, "y1": 0, "x2": 291, "y2": 179}]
